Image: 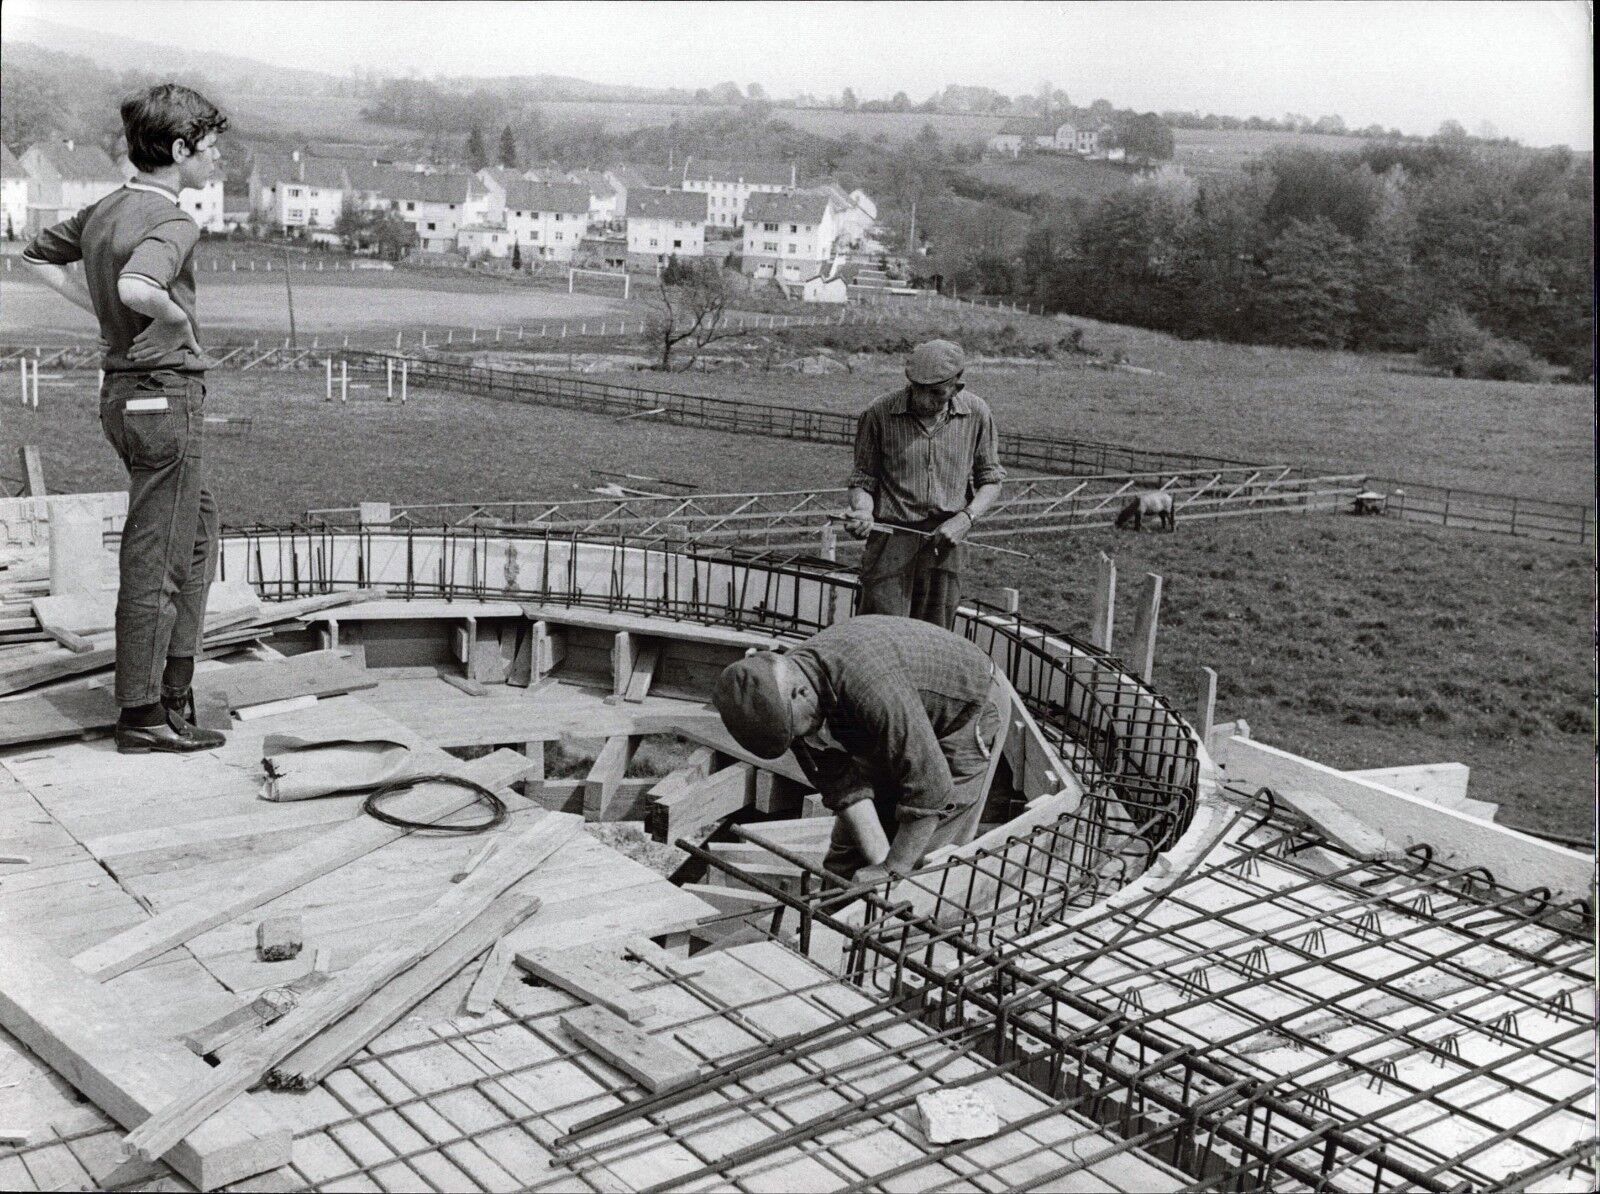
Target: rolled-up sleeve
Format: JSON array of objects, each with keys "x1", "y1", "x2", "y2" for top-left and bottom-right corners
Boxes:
[
  {"x1": 971, "y1": 406, "x2": 1006, "y2": 488},
  {"x1": 847, "y1": 406, "x2": 881, "y2": 494},
  {"x1": 21, "y1": 207, "x2": 88, "y2": 266},
  {"x1": 121, "y1": 215, "x2": 199, "y2": 289}
]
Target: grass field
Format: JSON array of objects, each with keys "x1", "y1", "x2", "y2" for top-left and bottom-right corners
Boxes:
[
  {"x1": 3, "y1": 365, "x2": 1589, "y2": 840},
  {"x1": 960, "y1": 154, "x2": 1146, "y2": 201},
  {"x1": 646, "y1": 322, "x2": 1596, "y2": 503}
]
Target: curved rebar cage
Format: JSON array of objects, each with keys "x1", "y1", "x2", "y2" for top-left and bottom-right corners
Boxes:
[{"x1": 218, "y1": 522, "x2": 1201, "y2": 916}]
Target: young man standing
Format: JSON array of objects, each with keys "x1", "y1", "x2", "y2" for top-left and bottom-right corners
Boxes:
[
  {"x1": 24, "y1": 84, "x2": 229, "y2": 753},
  {"x1": 843, "y1": 340, "x2": 1006, "y2": 629}
]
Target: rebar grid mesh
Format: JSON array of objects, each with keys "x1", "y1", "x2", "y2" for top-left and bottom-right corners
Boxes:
[{"x1": 687, "y1": 785, "x2": 1597, "y2": 1193}]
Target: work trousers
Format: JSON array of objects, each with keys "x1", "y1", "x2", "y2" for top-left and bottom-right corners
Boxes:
[
  {"x1": 857, "y1": 515, "x2": 964, "y2": 630},
  {"x1": 99, "y1": 370, "x2": 218, "y2": 707},
  {"x1": 822, "y1": 689, "x2": 1003, "y2": 882}
]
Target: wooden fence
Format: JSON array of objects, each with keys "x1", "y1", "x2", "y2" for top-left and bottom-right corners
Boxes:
[{"x1": 1367, "y1": 480, "x2": 1594, "y2": 545}]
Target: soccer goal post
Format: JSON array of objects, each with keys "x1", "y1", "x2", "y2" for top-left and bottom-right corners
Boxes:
[{"x1": 568, "y1": 267, "x2": 631, "y2": 300}]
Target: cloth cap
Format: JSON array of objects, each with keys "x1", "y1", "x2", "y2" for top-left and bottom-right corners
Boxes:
[
  {"x1": 905, "y1": 340, "x2": 966, "y2": 386},
  {"x1": 713, "y1": 653, "x2": 795, "y2": 759}
]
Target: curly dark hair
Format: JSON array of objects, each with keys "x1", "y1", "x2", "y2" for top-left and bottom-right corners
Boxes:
[{"x1": 121, "y1": 83, "x2": 229, "y2": 172}]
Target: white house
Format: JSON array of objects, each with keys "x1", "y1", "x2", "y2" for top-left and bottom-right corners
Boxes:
[
  {"x1": 802, "y1": 274, "x2": 848, "y2": 304},
  {"x1": 803, "y1": 180, "x2": 877, "y2": 250},
  {"x1": 986, "y1": 118, "x2": 1057, "y2": 157},
  {"x1": 563, "y1": 169, "x2": 621, "y2": 227},
  {"x1": 387, "y1": 173, "x2": 488, "y2": 252},
  {"x1": 276, "y1": 157, "x2": 349, "y2": 232},
  {"x1": 20, "y1": 139, "x2": 121, "y2": 234},
  {"x1": 681, "y1": 160, "x2": 793, "y2": 229},
  {"x1": 503, "y1": 180, "x2": 591, "y2": 262},
  {"x1": 1, "y1": 145, "x2": 30, "y2": 241},
  {"x1": 1053, "y1": 122, "x2": 1101, "y2": 155},
  {"x1": 625, "y1": 190, "x2": 707, "y2": 270},
  {"x1": 740, "y1": 190, "x2": 838, "y2": 283},
  {"x1": 458, "y1": 224, "x2": 514, "y2": 259},
  {"x1": 474, "y1": 167, "x2": 523, "y2": 225}
]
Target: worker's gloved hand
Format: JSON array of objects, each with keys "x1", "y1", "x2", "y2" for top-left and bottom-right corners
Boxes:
[
  {"x1": 931, "y1": 511, "x2": 973, "y2": 552},
  {"x1": 844, "y1": 509, "x2": 875, "y2": 540}
]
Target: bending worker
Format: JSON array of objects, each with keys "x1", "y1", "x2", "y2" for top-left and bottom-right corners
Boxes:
[
  {"x1": 844, "y1": 339, "x2": 1005, "y2": 629},
  {"x1": 713, "y1": 615, "x2": 1003, "y2": 884}
]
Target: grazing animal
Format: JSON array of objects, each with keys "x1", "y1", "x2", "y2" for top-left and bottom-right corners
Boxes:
[{"x1": 1115, "y1": 491, "x2": 1177, "y2": 532}]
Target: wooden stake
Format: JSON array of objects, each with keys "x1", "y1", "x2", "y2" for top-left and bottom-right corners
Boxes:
[
  {"x1": 1130, "y1": 572, "x2": 1163, "y2": 683},
  {"x1": 1197, "y1": 666, "x2": 1218, "y2": 746},
  {"x1": 1090, "y1": 552, "x2": 1116, "y2": 652}
]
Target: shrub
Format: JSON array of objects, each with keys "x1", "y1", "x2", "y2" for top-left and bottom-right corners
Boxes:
[{"x1": 1419, "y1": 306, "x2": 1548, "y2": 380}]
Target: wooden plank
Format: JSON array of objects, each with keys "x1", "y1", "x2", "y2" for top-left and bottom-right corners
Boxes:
[
  {"x1": 610, "y1": 629, "x2": 635, "y2": 697},
  {"x1": 681, "y1": 882, "x2": 781, "y2": 916},
  {"x1": 70, "y1": 753, "x2": 528, "y2": 982},
  {"x1": 0, "y1": 686, "x2": 118, "y2": 748},
  {"x1": 646, "y1": 746, "x2": 718, "y2": 799},
  {"x1": 195, "y1": 651, "x2": 375, "y2": 711},
  {"x1": 296, "y1": 599, "x2": 522, "y2": 623},
  {"x1": 531, "y1": 775, "x2": 656, "y2": 816},
  {"x1": 558, "y1": 1006, "x2": 698, "y2": 1092},
  {"x1": 181, "y1": 970, "x2": 333, "y2": 1058},
  {"x1": 673, "y1": 721, "x2": 809, "y2": 785},
  {"x1": 463, "y1": 940, "x2": 514, "y2": 1016},
  {"x1": 582, "y1": 734, "x2": 637, "y2": 821},
  {"x1": 622, "y1": 641, "x2": 660, "y2": 703},
  {"x1": 1269, "y1": 787, "x2": 1399, "y2": 862},
  {"x1": 0, "y1": 930, "x2": 290, "y2": 1191},
  {"x1": 1217, "y1": 735, "x2": 1594, "y2": 900},
  {"x1": 516, "y1": 948, "x2": 655, "y2": 1024},
  {"x1": 518, "y1": 602, "x2": 784, "y2": 651},
  {"x1": 268, "y1": 887, "x2": 547, "y2": 1089},
  {"x1": 646, "y1": 763, "x2": 754, "y2": 844},
  {"x1": 18, "y1": 445, "x2": 45, "y2": 496},
  {"x1": 122, "y1": 814, "x2": 582, "y2": 1162}
]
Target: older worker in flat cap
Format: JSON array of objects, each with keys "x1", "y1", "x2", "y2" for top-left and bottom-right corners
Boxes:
[
  {"x1": 713, "y1": 615, "x2": 1004, "y2": 884},
  {"x1": 843, "y1": 339, "x2": 1006, "y2": 629}
]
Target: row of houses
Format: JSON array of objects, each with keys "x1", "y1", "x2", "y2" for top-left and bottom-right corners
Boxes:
[
  {"x1": 246, "y1": 148, "x2": 880, "y2": 283},
  {"x1": 1, "y1": 138, "x2": 227, "y2": 240},
  {"x1": 986, "y1": 119, "x2": 1119, "y2": 159}
]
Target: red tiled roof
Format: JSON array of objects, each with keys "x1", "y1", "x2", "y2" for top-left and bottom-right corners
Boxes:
[
  {"x1": 504, "y1": 180, "x2": 590, "y2": 215},
  {"x1": 628, "y1": 190, "x2": 708, "y2": 222}
]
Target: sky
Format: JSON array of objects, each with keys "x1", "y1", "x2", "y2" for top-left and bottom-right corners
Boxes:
[{"x1": 11, "y1": 0, "x2": 1594, "y2": 148}]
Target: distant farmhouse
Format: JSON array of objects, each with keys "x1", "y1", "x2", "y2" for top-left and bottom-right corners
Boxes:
[
  {"x1": 1, "y1": 145, "x2": 29, "y2": 240},
  {"x1": 987, "y1": 118, "x2": 1106, "y2": 158},
  {"x1": 626, "y1": 190, "x2": 708, "y2": 270}
]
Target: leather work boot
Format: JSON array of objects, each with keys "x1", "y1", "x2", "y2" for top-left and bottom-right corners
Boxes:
[{"x1": 115, "y1": 704, "x2": 226, "y2": 755}]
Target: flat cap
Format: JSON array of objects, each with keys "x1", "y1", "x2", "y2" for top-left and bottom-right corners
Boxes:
[
  {"x1": 712, "y1": 652, "x2": 795, "y2": 759},
  {"x1": 905, "y1": 339, "x2": 966, "y2": 386}
]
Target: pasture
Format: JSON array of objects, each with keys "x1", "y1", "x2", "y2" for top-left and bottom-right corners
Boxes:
[
  {"x1": 3, "y1": 359, "x2": 1590, "y2": 838},
  {"x1": 652, "y1": 321, "x2": 1596, "y2": 503}
]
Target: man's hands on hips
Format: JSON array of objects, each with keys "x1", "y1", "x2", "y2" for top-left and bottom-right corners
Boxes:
[
  {"x1": 931, "y1": 510, "x2": 973, "y2": 552},
  {"x1": 128, "y1": 315, "x2": 200, "y2": 364}
]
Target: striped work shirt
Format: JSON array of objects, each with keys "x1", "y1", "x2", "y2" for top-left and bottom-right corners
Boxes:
[
  {"x1": 847, "y1": 386, "x2": 1006, "y2": 523},
  {"x1": 23, "y1": 181, "x2": 204, "y2": 374},
  {"x1": 787, "y1": 616, "x2": 996, "y2": 822}
]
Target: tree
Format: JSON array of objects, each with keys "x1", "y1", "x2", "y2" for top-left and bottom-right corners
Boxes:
[
  {"x1": 369, "y1": 211, "x2": 415, "y2": 260},
  {"x1": 511, "y1": 239, "x2": 522, "y2": 270},
  {"x1": 466, "y1": 124, "x2": 487, "y2": 169},
  {"x1": 746, "y1": 82, "x2": 766, "y2": 102},
  {"x1": 1116, "y1": 113, "x2": 1175, "y2": 162},
  {"x1": 840, "y1": 87, "x2": 858, "y2": 111},
  {"x1": 498, "y1": 125, "x2": 517, "y2": 168},
  {"x1": 646, "y1": 258, "x2": 748, "y2": 370},
  {"x1": 1257, "y1": 217, "x2": 1359, "y2": 347},
  {"x1": 890, "y1": 91, "x2": 911, "y2": 112},
  {"x1": 1435, "y1": 118, "x2": 1468, "y2": 141},
  {"x1": 334, "y1": 197, "x2": 368, "y2": 252}
]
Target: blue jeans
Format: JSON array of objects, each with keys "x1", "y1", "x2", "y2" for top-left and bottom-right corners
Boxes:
[{"x1": 99, "y1": 370, "x2": 218, "y2": 707}]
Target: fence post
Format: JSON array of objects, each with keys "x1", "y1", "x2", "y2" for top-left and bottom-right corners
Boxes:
[
  {"x1": 1197, "y1": 666, "x2": 1218, "y2": 746},
  {"x1": 819, "y1": 523, "x2": 837, "y2": 562},
  {"x1": 401, "y1": 359, "x2": 408, "y2": 403},
  {"x1": 1131, "y1": 573, "x2": 1163, "y2": 683},
  {"x1": 386, "y1": 357, "x2": 394, "y2": 400},
  {"x1": 1442, "y1": 490, "x2": 1451, "y2": 527},
  {"x1": 341, "y1": 359, "x2": 348, "y2": 403},
  {"x1": 1090, "y1": 552, "x2": 1116, "y2": 652},
  {"x1": 1509, "y1": 497, "x2": 1518, "y2": 536},
  {"x1": 325, "y1": 358, "x2": 332, "y2": 402}
]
